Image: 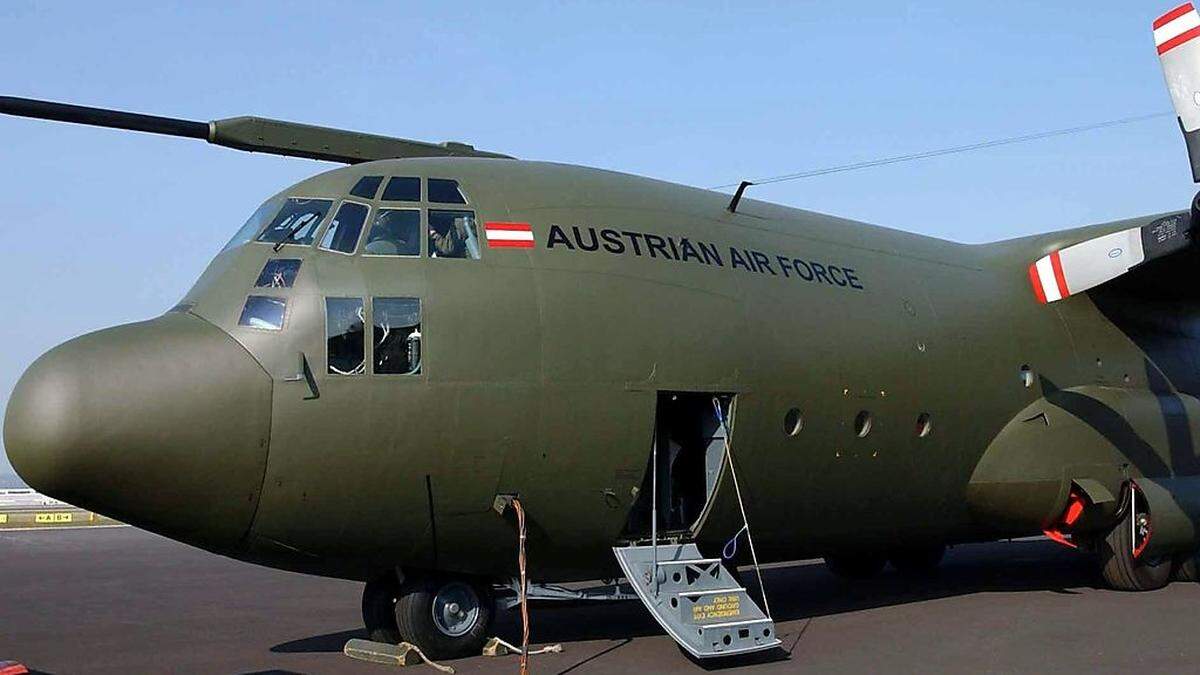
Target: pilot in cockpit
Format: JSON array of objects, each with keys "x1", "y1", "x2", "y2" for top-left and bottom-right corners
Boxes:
[{"x1": 364, "y1": 209, "x2": 420, "y2": 256}]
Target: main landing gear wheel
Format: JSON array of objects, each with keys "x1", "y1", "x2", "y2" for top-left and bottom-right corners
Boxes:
[
  {"x1": 394, "y1": 574, "x2": 494, "y2": 660},
  {"x1": 888, "y1": 544, "x2": 946, "y2": 575},
  {"x1": 1099, "y1": 486, "x2": 1171, "y2": 592},
  {"x1": 824, "y1": 553, "x2": 887, "y2": 579},
  {"x1": 362, "y1": 571, "x2": 402, "y2": 644}
]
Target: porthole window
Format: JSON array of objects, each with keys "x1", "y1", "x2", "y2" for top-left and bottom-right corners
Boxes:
[
  {"x1": 854, "y1": 411, "x2": 873, "y2": 438},
  {"x1": 1020, "y1": 365, "x2": 1033, "y2": 388},
  {"x1": 783, "y1": 408, "x2": 803, "y2": 436},
  {"x1": 915, "y1": 413, "x2": 933, "y2": 438}
]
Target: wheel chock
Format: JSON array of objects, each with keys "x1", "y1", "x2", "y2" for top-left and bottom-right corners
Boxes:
[
  {"x1": 482, "y1": 637, "x2": 511, "y2": 657},
  {"x1": 344, "y1": 638, "x2": 422, "y2": 666},
  {"x1": 343, "y1": 639, "x2": 455, "y2": 673}
]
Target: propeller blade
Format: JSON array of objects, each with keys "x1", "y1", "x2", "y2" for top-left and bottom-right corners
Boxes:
[
  {"x1": 1155, "y1": 3, "x2": 1200, "y2": 181},
  {"x1": 1028, "y1": 213, "x2": 1192, "y2": 304}
]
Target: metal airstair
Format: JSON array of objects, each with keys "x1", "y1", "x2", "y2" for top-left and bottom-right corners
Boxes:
[{"x1": 613, "y1": 398, "x2": 780, "y2": 659}]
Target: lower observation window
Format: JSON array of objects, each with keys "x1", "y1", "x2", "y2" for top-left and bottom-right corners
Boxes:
[
  {"x1": 239, "y1": 296, "x2": 287, "y2": 331},
  {"x1": 326, "y1": 298, "x2": 366, "y2": 375},
  {"x1": 255, "y1": 259, "x2": 302, "y2": 288},
  {"x1": 374, "y1": 297, "x2": 421, "y2": 374}
]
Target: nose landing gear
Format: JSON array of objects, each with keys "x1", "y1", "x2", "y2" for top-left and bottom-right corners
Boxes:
[
  {"x1": 361, "y1": 571, "x2": 402, "y2": 645},
  {"x1": 361, "y1": 571, "x2": 495, "y2": 660}
]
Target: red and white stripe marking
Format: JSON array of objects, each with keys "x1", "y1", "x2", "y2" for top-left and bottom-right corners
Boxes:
[
  {"x1": 484, "y1": 222, "x2": 535, "y2": 248},
  {"x1": 1029, "y1": 252, "x2": 1069, "y2": 304},
  {"x1": 1154, "y1": 3, "x2": 1200, "y2": 54},
  {"x1": 1028, "y1": 227, "x2": 1145, "y2": 304}
]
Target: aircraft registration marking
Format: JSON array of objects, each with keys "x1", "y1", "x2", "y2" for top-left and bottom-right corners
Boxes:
[
  {"x1": 34, "y1": 512, "x2": 73, "y2": 524},
  {"x1": 691, "y1": 594, "x2": 742, "y2": 622}
]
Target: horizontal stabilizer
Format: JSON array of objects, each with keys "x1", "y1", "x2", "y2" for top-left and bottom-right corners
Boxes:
[
  {"x1": 0, "y1": 96, "x2": 512, "y2": 164},
  {"x1": 1028, "y1": 212, "x2": 1192, "y2": 303}
]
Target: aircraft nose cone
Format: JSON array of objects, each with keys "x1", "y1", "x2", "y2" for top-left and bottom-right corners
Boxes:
[{"x1": 3, "y1": 313, "x2": 272, "y2": 551}]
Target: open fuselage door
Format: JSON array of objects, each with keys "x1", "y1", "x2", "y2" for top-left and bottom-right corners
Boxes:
[{"x1": 613, "y1": 392, "x2": 780, "y2": 658}]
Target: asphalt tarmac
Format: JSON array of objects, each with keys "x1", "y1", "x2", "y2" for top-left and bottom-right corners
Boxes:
[{"x1": 2, "y1": 527, "x2": 1198, "y2": 674}]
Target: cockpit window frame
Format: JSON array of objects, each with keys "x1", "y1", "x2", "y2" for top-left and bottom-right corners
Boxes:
[
  {"x1": 254, "y1": 196, "x2": 336, "y2": 249},
  {"x1": 361, "y1": 207, "x2": 423, "y2": 258},
  {"x1": 316, "y1": 198, "x2": 373, "y2": 257},
  {"x1": 427, "y1": 178, "x2": 469, "y2": 205}
]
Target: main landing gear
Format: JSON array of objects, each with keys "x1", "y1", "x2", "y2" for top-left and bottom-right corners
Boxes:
[
  {"x1": 1098, "y1": 484, "x2": 1171, "y2": 592},
  {"x1": 361, "y1": 570, "x2": 495, "y2": 660}
]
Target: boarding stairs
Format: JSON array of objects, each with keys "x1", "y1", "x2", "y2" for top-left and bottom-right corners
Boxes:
[
  {"x1": 614, "y1": 542, "x2": 779, "y2": 657},
  {"x1": 613, "y1": 397, "x2": 780, "y2": 659}
]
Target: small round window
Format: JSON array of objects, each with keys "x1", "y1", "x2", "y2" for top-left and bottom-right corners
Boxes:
[
  {"x1": 783, "y1": 408, "x2": 803, "y2": 436},
  {"x1": 915, "y1": 413, "x2": 933, "y2": 438},
  {"x1": 854, "y1": 411, "x2": 873, "y2": 438},
  {"x1": 1019, "y1": 365, "x2": 1033, "y2": 388}
]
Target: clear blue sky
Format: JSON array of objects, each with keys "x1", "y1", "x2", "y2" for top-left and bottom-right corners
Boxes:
[{"x1": 0, "y1": 1, "x2": 1190, "y2": 481}]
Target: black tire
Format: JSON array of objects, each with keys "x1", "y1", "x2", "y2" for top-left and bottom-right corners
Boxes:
[
  {"x1": 888, "y1": 545, "x2": 946, "y2": 576},
  {"x1": 1099, "y1": 504, "x2": 1172, "y2": 592},
  {"x1": 362, "y1": 571, "x2": 402, "y2": 644},
  {"x1": 394, "y1": 574, "x2": 494, "y2": 660},
  {"x1": 824, "y1": 553, "x2": 886, "y2": 579}
]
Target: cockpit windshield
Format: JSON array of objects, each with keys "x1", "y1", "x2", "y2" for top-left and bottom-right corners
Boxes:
[
  {"x1": 256, "y1": 198, "x2": 333, "y2": 247},
  {"x1": 222, "y1": 196, "x2": 284, "y2": 252}
]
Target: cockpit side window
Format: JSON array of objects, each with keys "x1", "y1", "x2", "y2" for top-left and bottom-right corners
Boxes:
[
  {"x1": 350, "y1": 175, "x2": 384, "y2": 199},
  {"x1": 318, "y1": 201, "x2": 370, "y2": 255},
  {"x1": 326, "y1": 298, "x2": 365, "y2": 375},
  {"x1": 382, "y1": 177, "x2": 421, "y2": 202},
  {"x1": 222, "y1": 196, "x2": 284, "y2": 252},
  {"x1": 428, "y1": 210, "x2": 480, "y2": 259},
  {"x1": 428, "y1": 178, "x2": 467, "y2": 204},
  {"x1": 373, "y1": 297, "x2": 421, "y2": 375},
  {"x1": 363, "y1": 209, "x2": 420, "y2": 256},
  {"x1": 256, "y1": 198, "x2": 333, "y2": 247}
]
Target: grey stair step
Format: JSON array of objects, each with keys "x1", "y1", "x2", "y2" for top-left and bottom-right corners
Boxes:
[
  {"x1": 614, "y1": 542, "x2": 781, "y2": 658},
  {"x1": 677, "y1": 586, "x2": 745, "y2": 597}
]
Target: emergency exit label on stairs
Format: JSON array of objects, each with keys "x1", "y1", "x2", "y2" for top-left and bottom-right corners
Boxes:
[{"x1": 690, "y1": 593, "x2": 742, "y2": 622}]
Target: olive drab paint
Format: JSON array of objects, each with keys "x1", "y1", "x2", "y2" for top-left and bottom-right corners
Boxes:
[{"x1": 6, "y1": 95, "x2": 1200, "y2": 593}]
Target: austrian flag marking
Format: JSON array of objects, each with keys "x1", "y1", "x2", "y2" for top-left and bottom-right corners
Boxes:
[
  {"x1": 1154, "y1": 3, "x2": 1200, "y2": 54},
  {"x1": 484, "y1": 222, "x2": 535, "y2": 248}
]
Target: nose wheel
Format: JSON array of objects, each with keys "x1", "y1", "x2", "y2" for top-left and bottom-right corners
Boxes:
[
  {"x1": 394, "y1": 574, "x2": 494, "y2": 659},
  {"x1": 361, "y1": 571, "x2": 401, "y2": 644}
]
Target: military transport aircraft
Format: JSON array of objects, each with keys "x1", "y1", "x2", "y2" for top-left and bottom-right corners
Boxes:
[{"x1": 8, "y1": 4, "x2": 1200, "y2": 662}]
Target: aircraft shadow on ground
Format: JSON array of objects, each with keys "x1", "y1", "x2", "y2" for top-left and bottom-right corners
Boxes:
[{"x1": 270, "y1": 540, "x2": 1101, "y2": 665}]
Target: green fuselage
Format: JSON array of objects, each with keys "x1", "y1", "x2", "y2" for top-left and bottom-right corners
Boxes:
[{"x1": 6, "y1": 157, "x2": 1190, "y2": 583}]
